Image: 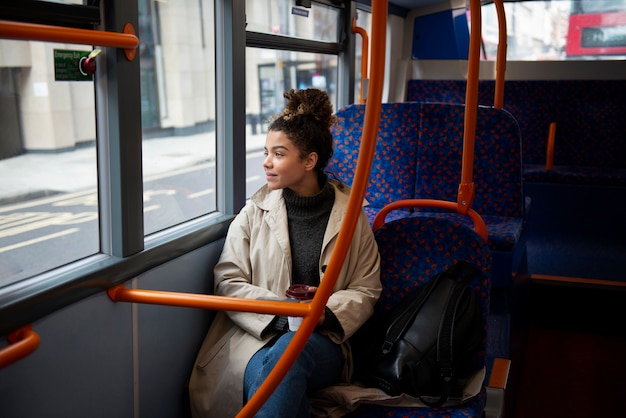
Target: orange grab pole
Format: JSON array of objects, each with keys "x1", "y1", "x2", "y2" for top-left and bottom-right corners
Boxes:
[
  {"x1": 546, "y1": 122, "x2": 556, "y2": 171},
  {"x1": 108, "y1": 286, "x2": 312, "y2": 317},
  {"x1": 0, "y1": 325, "x2": 40, "y2": 369},
  {"x1": 107, "y1": 1, "x2": 387, "y2": 416},
  {"x1": 237, "y1": 1, "x2": 387, "y2": 416},
  {"x1": 458, "y1": 0, "x2": 482, "y2": 215},
  {"x1": 372, "y1": 199, "x2": 488, "y2": 242},
  {"x1": 0, "y1": 20, "x2": 138, "y2": 61},
  {"x1": 352, "y1": 14, "x2": 369, "y2": 104},
  {"x1": 494, "y1": 0, "x2": 507, "y2": 109}
]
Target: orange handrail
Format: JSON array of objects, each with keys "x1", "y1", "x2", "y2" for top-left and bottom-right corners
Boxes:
[
  {"x1": 494, "y1": 0, "x2": 507, "y2": 109},
  {"x1": 0, "y1": 20, "x2": 138, "y2": 61},
  {"x1": 0, "y1": 325, "x2": 40, "y2": 369},
  {"x1": 458, "y1": 0, "x2": 482, "y2": 216},
  {"x1": 108, "y1": 286, "x2": 312, "y2": 316},
  {"x1": 546, "y1": 122, "x2": 557, "y2": 171},
  {"x1": 108, "y1": 1, "x2": 387, "y2": 416},
  {"x1": 238, "y1": 1, "x2": 386, "y2": 415},
  {"x1": 352, "y1": 14, "x2": 369, "y2": 104},
  {"x1": 372, "y1": 199, "x2": 488, "y2": 242}
]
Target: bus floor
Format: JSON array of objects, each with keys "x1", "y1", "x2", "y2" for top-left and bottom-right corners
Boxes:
[{"x1": 508, "y1": 282, "x2": 626, "y2": 418}]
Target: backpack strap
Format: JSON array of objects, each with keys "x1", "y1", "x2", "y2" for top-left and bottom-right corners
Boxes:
[
  {"x1": 381, "y1": 270, "x2": 447, "y2": 354},
  {"x1": 421, "y1": 261, "x2": 480, "y2": 407}
]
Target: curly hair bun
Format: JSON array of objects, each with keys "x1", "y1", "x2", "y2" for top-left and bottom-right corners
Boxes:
[{"x1": 281, "y1": 89, "x2": 336, "y2": 129}]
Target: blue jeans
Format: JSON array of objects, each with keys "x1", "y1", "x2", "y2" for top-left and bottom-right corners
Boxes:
[{"x1": 244, "y1": 331, "x2": 343, "y2": 418}]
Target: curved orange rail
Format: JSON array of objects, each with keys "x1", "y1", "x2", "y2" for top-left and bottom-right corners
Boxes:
[
  {"x1": 352, "y1": 14, "x2": 369, "y2": 104},
  {"x1": 238, "y1": 1, "x2": 387, "y2": 416},
  {"x1": 494, "y1": 0, "x2": 507, "y2": 109},
  {"x1": 371, "y1": 199, "x2": 488, "y2": 242},
  {"x1": 107, "y1": 2, "x2": 388, "y2": 416},
  {"x1": 0, "y1": 20, "x2": 139, "y2": 61},
  {"x1": 458, "y1": 0, "x2": 482, "y2": 215},
  {"x1": 0, "y1": 325, "x2": 40, "y2": 369}
]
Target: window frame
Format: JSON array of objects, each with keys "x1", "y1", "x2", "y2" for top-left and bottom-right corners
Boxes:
[
  {"x1": 0, "y1": 0, "x2": 235, "y2": 336},
  {"x1": 245, "y1": 0, "x2": 355, "y2": 115},
  {"x1": 0, "y1": 0, "x2": 100, "y2": 29},
  {"x1": 0, "y1": 0, "x2": 356, "y2": 336}
]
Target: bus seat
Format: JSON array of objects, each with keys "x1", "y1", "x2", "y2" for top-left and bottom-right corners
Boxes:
[
  {"x1": 412, "y1": 103, "x2": 528, "y2": 293},
  {"x1": 408, "y1": 79, "x2": 626, "y2": 186},
  {"x1": 342, "y1": 215, "x2": 496, "y2": 418},
  {"x1": 414, "y1": 103, "x2": 525, "y2": 252},
  {"x1": 329, "y1": 101, "x2": 528, "y2": 288}
]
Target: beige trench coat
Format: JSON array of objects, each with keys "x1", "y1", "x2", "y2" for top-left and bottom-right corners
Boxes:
[{"x1": 189, "y1": 179, "x2": 382, "y2": 417}]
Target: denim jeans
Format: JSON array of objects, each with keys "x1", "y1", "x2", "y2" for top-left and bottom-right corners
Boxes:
[{"x1": 244, "y1": 331, "x2": 343, "y2": 417}]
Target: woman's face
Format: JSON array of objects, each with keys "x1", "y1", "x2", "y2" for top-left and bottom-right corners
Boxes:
[{"x1": 263, "y1": 130, "x2": 318, "y2": 195}]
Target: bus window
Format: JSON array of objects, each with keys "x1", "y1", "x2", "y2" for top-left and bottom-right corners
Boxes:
[
  {"x1": 0, "y1": 40, "x2": 99, "y2": 287},
  {"x1": 566, "y1": 0, "x2": 626, "y2": 56},
  {"x1": 245, "y1": 48, "x2": 338, "y2": 198},
  {"x1": 480, "y1": 1, "x2": 570, "y2": 61},
  {"x1": 479, "y1": 0, "x2": 626, "y2": 61},
  {"x1": 244, "y1": 0, "x2": 343, "y2": 199},
  {"x1": 245, "y1": 0, "x2": 341, "y2": 43},
  {"x1": 139, "y1": 0, "x2": 218, "y2": 235}
]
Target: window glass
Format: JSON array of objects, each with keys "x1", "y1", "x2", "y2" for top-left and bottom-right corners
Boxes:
[
  {"x1": 245, "y1": 47, "x2": 338, "y2": 198},
  {"x1": 246, "y1": 0, "x2": 341, "y2": 43},
  {"x1": 574, "y1": 0, "x2": 626, "y2": 14},
  {"x1": 0, "y1": 40, "x2": 99, "y2": 286},
  {"x1": 480, "y1": 0, "x2": 626, "y2": 60},
  {"x1": 139, "y1": 0, "x2": 217, "y2": 235}
]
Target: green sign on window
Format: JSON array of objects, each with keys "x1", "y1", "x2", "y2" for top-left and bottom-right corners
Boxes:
[{"x1": 53, "y1": 49, "x2": 93, "y2": 81}]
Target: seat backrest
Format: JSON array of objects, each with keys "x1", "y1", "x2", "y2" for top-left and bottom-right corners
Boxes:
[
  {"x1": 327, "y1": 103, "x2": 419, "y2": 208},
  {"x1": 415, "y1": 103, "x2": 524, "y2": 218},
  {"x1": 555, "y1": 80, "x2": 626, "y2": 168},
  {"x1": 339, "y1": 214, "x2": 493, "y2": 417},
  {"x1": 373, "y1": 215, "x2": 492, "y2": 370}
]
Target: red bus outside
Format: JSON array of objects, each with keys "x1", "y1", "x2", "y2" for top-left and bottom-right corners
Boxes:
[{"x1": 566, "y1": 0, "x2": 626, "y2": 56}]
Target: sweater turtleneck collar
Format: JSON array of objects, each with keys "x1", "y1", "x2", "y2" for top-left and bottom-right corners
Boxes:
[{"x1": 282, "y1": 173, "x2": 334, "y2": 217}]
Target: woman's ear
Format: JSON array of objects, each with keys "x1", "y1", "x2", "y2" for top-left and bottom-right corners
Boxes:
[{"x1": 304, "y1": 152, "x2": 318, "y2": 171}]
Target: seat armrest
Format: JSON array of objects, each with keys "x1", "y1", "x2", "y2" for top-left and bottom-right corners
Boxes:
[
  {"x1": 488, "y1": 357, "x2": 511, "y2": 389},
  {"x1": 484, "y1": 358, "x2": 511, "y2": 418}
]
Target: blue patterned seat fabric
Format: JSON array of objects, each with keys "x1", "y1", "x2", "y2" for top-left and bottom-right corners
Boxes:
[
  {"x1": 414, "y1": 103, "x2": 524, "y2": 252},
  {"x1": 346, "y1": 216, "x2": 492, "y2": 418},
  {"x1": 407, "y1": 79, "x2": 626, "y2": 186},
  {"x1": 327, "y1": 102, "x2": 419, "y2": 223},
  {"x1": 328, "y1": 102, "x2": 524, "y2": 252}
]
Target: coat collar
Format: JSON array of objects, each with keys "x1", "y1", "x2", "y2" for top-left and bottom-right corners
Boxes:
[
  {"x1": 250, "y1": 177, "x2": 355, "y2": 213},
  {"x1": 251, "y1": 178, "x2": 366, "y2": 243}
]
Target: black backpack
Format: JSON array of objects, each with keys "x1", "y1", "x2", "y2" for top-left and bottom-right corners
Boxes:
[{"x1": 353, "y1": 261, "x2": 484, "y2": 407}]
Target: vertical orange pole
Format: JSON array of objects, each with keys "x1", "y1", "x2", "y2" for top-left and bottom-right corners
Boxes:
[
  {"x1": 546, "y1": 122, "x2": 557, "y2": 171},
  {"x1": 235, "y1": 1, "x2": 387, "y2": 417},
  {"x1": 494, "y1": 0, "x2": 507, "y2": 109},
  {"x1": 458, "y1": 0, "x2": 481, "y2": 215},
  {"x1": 352, "y1": 15, "x2": 370, "y2": 104}
]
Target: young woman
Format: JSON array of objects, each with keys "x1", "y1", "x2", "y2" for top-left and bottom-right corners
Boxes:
[{"x1": 189, "y1": 88, "x2": 381, "y2": 417}]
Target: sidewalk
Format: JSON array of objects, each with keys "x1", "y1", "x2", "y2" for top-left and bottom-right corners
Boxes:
[{"x1": 0, "y1": 132, "x2": 267, "y2": 205}]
